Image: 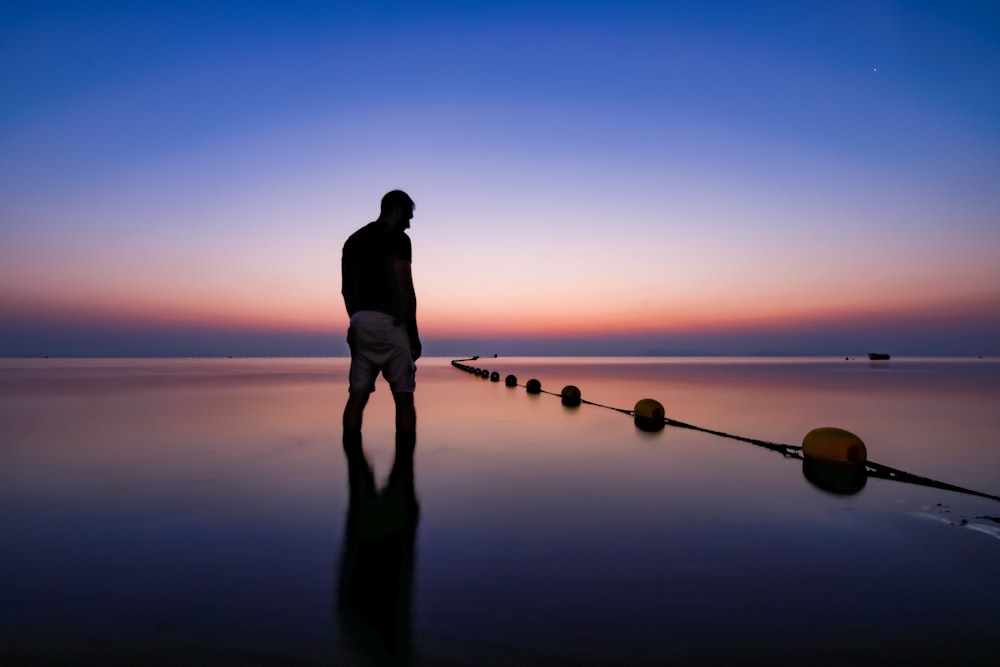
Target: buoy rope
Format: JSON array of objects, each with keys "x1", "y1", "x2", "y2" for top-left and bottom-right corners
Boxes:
[
  {"x1": 451, "y1": 357, "x2": 802, "y2": 456},
  {"x1": 535, "y1": 383, "x2": 803, "y2": 457},
  {"x1": 661, "y1": 416, "x2": 804, "y2": 458},
  {"x1": 450, "y1": 357, "x2": 1000, "y2": 503},
  {"x1": 533, "y1": 386, "x2": 633, "y2": 416},
  {"x1": 864, "y1": 461, "x2": 1000, "y2": 502}
]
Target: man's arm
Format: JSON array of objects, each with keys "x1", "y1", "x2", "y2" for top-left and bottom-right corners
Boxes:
[
  {"x1": 394, "y1": 259, "x2": 421, "y2": 360},
  {"x1": 341, "y1": 254, "x2": 357, "y2": 316}
]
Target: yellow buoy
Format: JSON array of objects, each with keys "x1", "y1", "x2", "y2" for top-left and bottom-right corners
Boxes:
[
  {"x1": 526, "y1": 378, "x2": 542, "y2": 394},
  {"x1": 633, "y1": 398, "x2": 665, "y2": 432},
  {"x1": 561, "y1": 385, "x2": 582, "y2": 407},
  {"x1": 802, "y1": 427, "x2": 867, "y2": 464}
]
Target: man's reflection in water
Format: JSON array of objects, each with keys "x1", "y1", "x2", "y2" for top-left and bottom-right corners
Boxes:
[{"x1": 337, "y1": 431, "x2": 419, "y2": 665}]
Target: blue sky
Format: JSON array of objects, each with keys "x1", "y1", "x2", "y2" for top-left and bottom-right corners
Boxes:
[{"x1": 2, "y1": 1, "x2": 999, "y2": 356}]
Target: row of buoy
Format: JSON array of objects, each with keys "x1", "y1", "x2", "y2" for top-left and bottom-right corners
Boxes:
[
  {"x1": 452, "y1": 359, "x2": 873, "y2": 465},
  {"x1": 450, "y1": 358, "x2": 1000, "y2": 502},
  {"x1": 449, "y1": 358, "x2": 1000, "y2": 503},
  {"x1": 452, "y1": 360, "x2": 671, "y2": 433}
]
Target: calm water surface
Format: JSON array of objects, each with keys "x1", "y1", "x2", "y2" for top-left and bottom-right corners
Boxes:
[{"x1": 1, "y1": 357, "x2": 998, "y2": 665}]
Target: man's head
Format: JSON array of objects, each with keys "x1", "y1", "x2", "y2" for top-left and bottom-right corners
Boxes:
[{"x1": 380, "y1": 190, "x2": 415, "y2": 231}]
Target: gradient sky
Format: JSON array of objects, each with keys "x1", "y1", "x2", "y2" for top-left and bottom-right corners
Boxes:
[{"x1": 2, "y1": 1, "x2": 999, "y2": 356}]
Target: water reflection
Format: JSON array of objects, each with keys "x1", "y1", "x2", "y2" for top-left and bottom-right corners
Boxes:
[
  {"x1": 802, "y1": 458, "x2": 868, "y2": 496},
  {"x1": 3, "y1": 358, "x2": 999, "y2": 664},
  {"x1": 798, "y1": 451, "x2": 1000, "y2": 501},
  {"x1": 336, "y1": 431, "x2": 419, "y2": 665}
]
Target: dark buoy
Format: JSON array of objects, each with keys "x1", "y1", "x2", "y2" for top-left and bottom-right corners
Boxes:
[
  {"x1": 526, "y1": 378, "x2": 542, "y2": 394},
  {"x1": 505, "y1": 374, "x2": 518, "y2": 387},
  {"x1": 802, "y1": 427, "x2": 867, "y2": 464},
  {"x1": 561, "y1": 385, "x2": 582, "y2": 407},
  {"x1": 490, "y1": 371, "x2": 500, "y2": 382},
  {"x1": 633, "y1": 398, "x2": 665, "y2": 432},
  {"x1": 474, "y1": 368, "x2": 482, "y2": 376},
  {"x1": 480, "y1": 369, "x2": 490, "y2": 379}
]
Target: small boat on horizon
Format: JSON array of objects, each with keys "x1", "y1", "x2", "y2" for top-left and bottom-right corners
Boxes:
[{"x1": 869, "y1": 352, "x2": 891, "y2": 360}]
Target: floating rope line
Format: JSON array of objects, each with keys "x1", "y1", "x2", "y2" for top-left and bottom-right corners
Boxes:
[{"x1": 451, "y1": 357, "x2": 1000, "y2": 504}]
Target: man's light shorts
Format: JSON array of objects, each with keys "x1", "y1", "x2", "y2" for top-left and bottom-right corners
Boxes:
[{"x1": 347, "y1": 310, "x2": 416, "y2": 394}]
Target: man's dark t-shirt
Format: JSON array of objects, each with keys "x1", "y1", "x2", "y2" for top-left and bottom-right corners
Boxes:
[{"x1": 341, "y1": 221, "x2": 412, "y2": 319}]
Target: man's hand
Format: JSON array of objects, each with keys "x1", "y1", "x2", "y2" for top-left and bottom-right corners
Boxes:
[{"x1": 411, "y1": 339, "x2": 422, "y2": 361}]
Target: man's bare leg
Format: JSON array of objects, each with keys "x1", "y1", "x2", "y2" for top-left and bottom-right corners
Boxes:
[
  {"x1": 343, "y1": 390, "x2": 370, "y2": 434},
  {"x1": 393, "y1": 391, "x2": 416, "y2": 433}
]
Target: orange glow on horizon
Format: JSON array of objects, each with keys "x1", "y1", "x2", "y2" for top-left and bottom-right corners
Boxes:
[
  {"x1": 0, "y1": 291, "x2": 341, "y2": 334},
  {"x1": 418, "y1": 290, "x2": 1000, "y2": 338},
  {"x1": 4, "y1": 285, "x2": 998, "y2": 340}
]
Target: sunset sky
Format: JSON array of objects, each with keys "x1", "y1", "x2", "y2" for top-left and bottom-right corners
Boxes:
[{"x1": 2, "y1": 1, "x2": 999, "y2": 356}]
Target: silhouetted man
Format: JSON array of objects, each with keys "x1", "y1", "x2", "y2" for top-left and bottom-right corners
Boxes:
[{"x1": 341, "y1": 190, "x2": 421, "y2": 435}]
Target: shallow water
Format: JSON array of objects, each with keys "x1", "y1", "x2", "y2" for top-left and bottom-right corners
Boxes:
[{"x1": 1, "y1": 357, "x2": 998, "y2": 665}]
